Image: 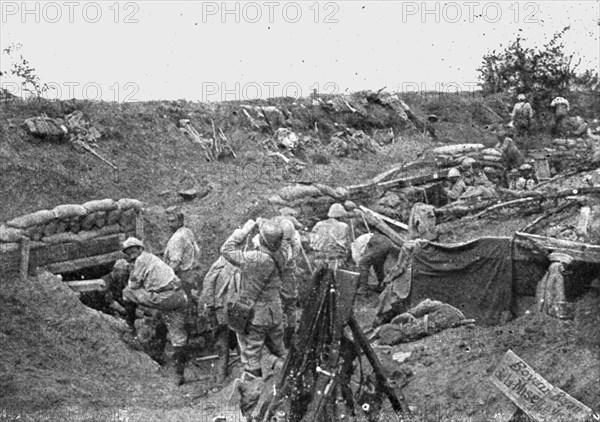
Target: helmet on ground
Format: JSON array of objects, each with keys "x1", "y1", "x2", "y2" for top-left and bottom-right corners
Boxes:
[
  {"x1": 328, "y1": 203, "x2": 348, "y2": 219},
  {"x1": 122, "y1": 237, "x2": 144, "y2": 251},
  {"x1": 447, "y1": 168, "x2": 461, "y2": 178},
  {"x1": 517, "y1": 94, "x2": 526, "y2": 101},
  {"x1": 259, "y1": 220, "x2": 284, "y2": 251}
]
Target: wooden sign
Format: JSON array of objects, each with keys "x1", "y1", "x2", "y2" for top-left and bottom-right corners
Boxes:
[{"x1": 490, "y1": 350, "x2": 595, "y2": 422}]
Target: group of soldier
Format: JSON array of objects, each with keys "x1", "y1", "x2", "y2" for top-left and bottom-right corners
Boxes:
[{"x1": 88, "y1": 202, "x2": 398, "y2": 421}]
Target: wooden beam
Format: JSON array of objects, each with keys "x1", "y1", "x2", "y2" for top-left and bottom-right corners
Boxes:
[
  {"x1": 358, "y1": 207, "x2": 407, "y2": 246},
  {"x1": 515, "y1": 232, "x2": 600, "y2": 263},
  {"x1": 30, "y1": 234, "x2": 124, "y2": 267},
  {"x1": 359, "y1": 205, "x2": 408, "y2": 231},
  {"x1": 65, "y1": 278, "x2": 107, "y2": 292},
  {"x1": 42, "y1": 251, "x2": 124, "y2": 274}
]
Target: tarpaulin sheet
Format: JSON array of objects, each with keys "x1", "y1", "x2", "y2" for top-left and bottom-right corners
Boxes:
[{"x1": 411, "y1": 237, "x2": 513, "y2": 325}]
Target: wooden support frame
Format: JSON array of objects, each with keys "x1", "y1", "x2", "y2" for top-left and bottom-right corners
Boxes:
[{"x1": 42, "y1": 251, "x2": 125, "y2": 274}]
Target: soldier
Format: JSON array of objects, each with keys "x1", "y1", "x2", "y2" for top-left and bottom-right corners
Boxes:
[
  {"x1": 121, "y1": 237, "x2": 190, "y2": 386},
  {"x1": 201, "y1": 255, "x2": 241, "y2": 386},
  {"x1": 220, "y1": 219, "x2": 287, "y2": 421},
  {"x1": 102, "y1": 259, "x2": 137, "y2": 331},
  {"x1": 442, "y1": 168, "x2": 467, "y2": 202},
  {"x1": 164, "y1": 209, "x2": 200, "y2": 301},
  {"x1": 356, "y1": 228, "x2": 401, "y2": 295},
  {"x1": 550, "y1": 96, "x2": 570, "y2": 136},
  {"x1": 309, "y1": 203, "x2": 351, "y2": 270},
  {"x1": 510, "y1": 93, "x2": 534, "y2": 139}
]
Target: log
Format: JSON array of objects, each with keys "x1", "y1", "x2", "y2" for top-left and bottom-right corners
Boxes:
[
  {"x1": 515, "y1": 232, "x2": 600, "y2": 263},
  {"x1": 358, "y1": 207, "x2": 406, "y2": 247},
  {"x1": 359, "y1": 205, "x2": 408, "y2": 231},
  {"x1": 42, "y1": 251, "x2": 124, "y2": 274},
  {"x1": 65, "y1": 278, "x2": 107, "y2": 293}
]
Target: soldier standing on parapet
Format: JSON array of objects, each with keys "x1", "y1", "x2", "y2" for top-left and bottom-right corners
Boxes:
[
  {"x1": 510, "y1": 93, "x2": 534, "y2": 140},
  {"x1": 121, "y1": 237, "x2": 191, "y2": 386},
  {"x1": 550, "y1": 96, "x2": 570, "y2": 136}
]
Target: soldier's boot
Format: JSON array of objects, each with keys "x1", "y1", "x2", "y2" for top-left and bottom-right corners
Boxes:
[
  {"x1": 124, "y1": 302, "x2": 137, "y2": 333},
  {"x1": 173, "y1": 345, "x2": 188, "y2": 386},
  {"x1": 238, "y1": 369, "x2": 263, "y2": 421}
]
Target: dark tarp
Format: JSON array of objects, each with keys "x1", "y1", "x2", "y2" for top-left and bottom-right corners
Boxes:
[{"x1": 411, "y1": 237, "x2": 514, "y2": 326}]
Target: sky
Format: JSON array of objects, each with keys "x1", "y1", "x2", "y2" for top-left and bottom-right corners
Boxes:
[{"x1": 1, "y1": 1, "x2": 599, "y2": 102}]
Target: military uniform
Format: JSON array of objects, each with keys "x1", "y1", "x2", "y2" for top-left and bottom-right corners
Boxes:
[
  {"x1": 309, "y1": 218, "x2": 350, "y2": 270},
  {"x1": 164, "y1": 226, "x2": 200, "y2": 296},
  {"x1": 357, "y1": 232, "x2": 400, "y2": 293}
]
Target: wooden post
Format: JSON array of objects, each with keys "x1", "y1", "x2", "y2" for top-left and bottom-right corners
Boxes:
[{"x1": 20, "y1": 238, "x2": 30, "y2": 282}]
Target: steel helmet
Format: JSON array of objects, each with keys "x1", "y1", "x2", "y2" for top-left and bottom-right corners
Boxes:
[
  {"x1": 122, "y1": 237, "x2": 144, "y2": 251},
  {"x1": 519, "y1": 163, "x2": 533, "y2": 172},
  {"x1": 461, "y1": 157, "x2": 477, "y2": 168},
  {"x1": 328, "y1": 203, "x2": 348, "y2": 219},
  {"x1": 447, "y1": 168, "x2": 461, "y2": 178},
  {"x1": 278, "y1": 218, "x2": 295, "y2": 240},
  {"x1": 259, "y1": 220, "x2": 283, "y2": 251},
  {"x1": 517, "y1": 94, "x2": 526, "y2": 101}
]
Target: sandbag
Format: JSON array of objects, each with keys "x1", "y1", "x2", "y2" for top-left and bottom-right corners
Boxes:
[
  {"x1": 0, "y1": 225, "x2": 26, "y2": 243},
  {"x1": 552, "y1": 138, "x2": 568, "y2": 146},
  {"x1": 117, "y1": 198, "x2": 143, "y2": 211},
  {"x1": 120, "y1": 208, "x2": 136, "y2": 226},
  {"x1": 42, "y1": 232, "x2": 81, "y2": 245},
  {"x1": 80, "y1": 213, "x2": 98, "y2": 231},
  {"x1": 268, "y1": 194, "x2": 288, "y2": 206},
  {"x1": 314, "y1": 183, "x2": 339, "y2": 199},
  {"x1": 76, "y1": 230, "x2": 100, "y2": 242},
  {"x1": 83, "y1": 198, "x2": 117, "y2": 213},
  {"x1": 7, "y1": 210, "x2": 55, "y2": 229},
  {"x1": 43, "y1": 220, "x2": 58, "y2": 237},
  {"x1": 68, "y1": 218, "x2": 81, "y2": 234},
  {"x1": 481, "y1": 148, "x2": 502, "y2": 157},
  {"x1": 55, "y1": 219, "x2": 68, "y2": 234},
  {"x1": 98, "y1": 224, "x2": 121, "y2": 236},
  {"x1": 334, "y1": 187, "x2": 349, "y2": 201},
  {"x1": 25, "y1": 225, "x2": 43, "y2": 241},
  {"x1": 482, "y1": 155, "x2": 502, "y2": 162},
  {"x1": 431, "y1": 144, "x2": 484, "y2": 156},
  {"x1": 94, "y1": 211, "x2": 107, "y2": 229},
  {"x1": 106, "y1": 209, "x2": 123, "y2": 225},
  {"x1": 279, "y1": 184, "x2": 322, "y2": 201},
  {"x1": 53, "y1": 204, "x2": 87, "y2": 219}
]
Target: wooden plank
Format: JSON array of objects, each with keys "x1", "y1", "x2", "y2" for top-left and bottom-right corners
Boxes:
[
  {"x1": 42, "y1": 251, "x2": 124, "y2": 274},
  {"x1": 358, "y1": 207, "x2": 407, "y2": 246},
  {"x1": 490, "y1": 350, "x2": 594, "y2": 422},
  {"x1": 359, "y1": 205, "x2": 408, "y2": 231},
  {"x1": 30, "y1": 234, "x2": 125, "y2": 267},
  {"x1": 20, "y1": 238, "x2": 30, "y2": 282},
  {"x1": 65, "y1": 279, "x2": 107, "y2": 292},
  {"x1": 515, "y1": 232, "x2": 600, "y2": 263},
  {"x1": 378, "y1": 168, "x2": 450, "y2": 189}
]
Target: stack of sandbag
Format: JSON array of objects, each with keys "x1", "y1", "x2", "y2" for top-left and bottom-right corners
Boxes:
[
  {"x1": 267, "y1": 183, "x2": 350, "y2": 224},
  {"x1": 551, "y1": 138, "x2": 590, "y2": 151},
  {"x1": 2, "y1": 198, "x2": 143, "y2": 246},
  {"x1": 431, "y1": 143, "x2": 485, "y2": 166}
]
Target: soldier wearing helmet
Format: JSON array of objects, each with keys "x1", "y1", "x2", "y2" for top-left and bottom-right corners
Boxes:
[
  {"x1": 443, "y1": 168, "x2": 467, "y2": 202},
  {"x1": 121, "y1": 237, "x2": 190, "y2": 386},
  {"x1": 308, "y1": 203, "x2": 351, "y2": 270},
  {"x1": 511, "y1": 93, "x2": 534, "y2": 140},
  {"x1": 220, "y1": 219, "x2": 287, "y2": 420},
  {"x1": 516, "y1": 163, "x2": 538, "y2": 190}
]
